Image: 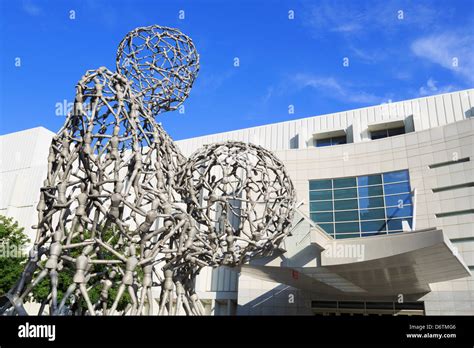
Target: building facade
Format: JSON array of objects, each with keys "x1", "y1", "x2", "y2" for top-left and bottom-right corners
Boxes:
[{"x1": 1, "y1": 89, "x2": 473, "y2": 315}]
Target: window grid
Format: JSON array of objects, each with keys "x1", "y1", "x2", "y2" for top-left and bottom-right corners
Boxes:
[
  {"x1": 380, "y1": 172, "x2": 388, "y2": 236},
  {"x1": 309, "y1": 170, "x2": 413, "y2": 239}
]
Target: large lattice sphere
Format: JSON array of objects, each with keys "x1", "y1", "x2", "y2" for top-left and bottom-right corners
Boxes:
[
  {"x1": 116, "y1": 25, "x2": 200, "y2": 115},
  {"x1": 179, "y1": 141, "x2": 296, "y2": 266}
]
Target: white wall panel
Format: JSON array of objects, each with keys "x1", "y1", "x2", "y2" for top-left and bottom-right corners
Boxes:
[{"x1": 173, "y1": 90, "x2": 473, "y2": 154}]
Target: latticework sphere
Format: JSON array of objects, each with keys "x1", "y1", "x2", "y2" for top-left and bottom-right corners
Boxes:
[
  {"x1": 116, "y1": 25, "x2": 200, "y2": 115},
  {"x1": 179, "y1": 141, "x2": 296, "y2": 266}
]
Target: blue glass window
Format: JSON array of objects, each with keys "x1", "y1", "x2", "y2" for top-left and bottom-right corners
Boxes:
[
  {"x1": 334, "y1": 199, "x2": 358, "y2": 210},
  {"x1": 335, "y1": 210, "x2": 359, "y2": 222},
  {"x1": 310, "y1": 201, "x2": 333, "y2": 211},
  {"x1": 315, "y1": 135, "x2": 347, "y2": 147},
  {"x1": 334, "y1": 188, "x2": 357, "y2": 199},
  {"x1": 310, "y1": 180, "x2": 332, "y2": 190},
  {"x1": 335, "y1": 222, "x2": 360, "y2": 233},
  {"x1": 309, "y1": 169, "x2": 413, "y2": 239},
  {"x1": 384, "y1": 182, "x2": 410, "y2": 195},
  {"x1": 333, "y1": 177, "x2": 356, "y2": 188},
  {"x1": 387, "y1": 218, "x2": 412, "y2": 231},
  {"x1": 359, "y1": 197, "x2": 384, "y2": 209},
  {"x1": 370, "y1": 127, "x2": 405, "y2": 140},
  {"x1": 319, "y1": 223, "x2": 334, "y2": 235},
  {"x1": 383, "y1": 170, "x2": 409, "y2": 183},
  {"x1": 310, "y1": 212, "x2": 333, "y2": 223},
  {"x1": 315, "y1": 138, "x2": 331, "y2": 147},
  {"x1": 310, "y1": 190, "x2": 332, "y2": 201},
  {"x1": 386, "y1": 206, "x2": 413, "y2": 218},
  {"x1": 361, "y1": 220, "x2": 387, "y2": 232},
  {"x1": 357, "y1": 174, "x2": 382, "y2": 186},
  {"x1": 336, "y1": 233, "x2": 360, "y2": 239},
  {"x1": 385, "y1": 193, "x2": 412, "y2": 207},
  {"x1": 358, "y1": 185, "x2": 383, "y2": 198},
  {"x1": 359, "y1": 208, "x2": 385, "y2": 220}
]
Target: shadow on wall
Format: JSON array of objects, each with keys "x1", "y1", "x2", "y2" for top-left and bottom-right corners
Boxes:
[
  {"x1": 235, "y1": 277, "x2": 429, "y2": 316},
  {"x1": 236, "y1": 283, "x2": 313, "y2": 315}
]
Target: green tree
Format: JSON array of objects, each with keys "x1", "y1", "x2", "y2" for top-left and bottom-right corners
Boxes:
[
  {"x1": 30, "y1": 227, "x2": 134, "y2": 312},
  {"x1": 0, "y1": 215, "x2": 29, "y2": 297},
  {"x1": 0, "y1": 217, "x2": 135, "y2": 313}
]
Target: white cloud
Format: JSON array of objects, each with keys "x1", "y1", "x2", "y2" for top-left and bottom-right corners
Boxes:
[
  {"x1": 411, "y1": 33, "x2": 474, "y2": 84},
  {"x1": 418, "y1": 78, "x2": 459, "y2": 97},
  {"x1": 349, "y1": 46, "x2": 385, "y2": 63},
  {"x1": 292, "y1": 74, "x2": 385, "y2": 105},
  {"x1": 22, "y1": 0, "x2": 41, "y2": 16},
  {"x1": 303, "y1": 1, "x2": 446, "y2": 37},
  {"x1": 261, "y1": 86, "x2": 274, "y2": 104}
]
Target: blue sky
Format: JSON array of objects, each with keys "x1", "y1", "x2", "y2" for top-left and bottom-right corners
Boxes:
[{"x1": 0, "y1": 0, "x2": 473, "y2": 140}]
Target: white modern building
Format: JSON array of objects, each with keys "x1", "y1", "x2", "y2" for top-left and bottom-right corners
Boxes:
[{"x1": 1, "y1": 89, "x2": 473, "y2": 315}]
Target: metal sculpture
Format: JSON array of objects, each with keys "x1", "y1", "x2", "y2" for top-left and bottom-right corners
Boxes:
[
  {"x1": 179, "y1": 142, "x2": 296, "y2": 266},
  {"x1": 1, "y1": 24, "x2": 295, "y2": 316},
  {"x1": 116, "y1": 25, "x2": 199, "y2": 115}
]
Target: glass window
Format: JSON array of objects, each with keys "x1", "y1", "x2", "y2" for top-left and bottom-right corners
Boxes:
[
  {"x1": 388, "y1": 127, "x2": 405, "y2": 136},
  {"x1": 319, "y1": 223, "x2": 334, "y2": 235},
  {"x1": 334, "y1": 199, "x2": 358, "y2": 210},
  {"x1": 336, "y1": 233, "x2": 360, "y2": 239},
  {"x1": 385, "y1": 193, "x2": 412, "y2": 207},
  {"x1": 358, "y1": 185, "x2": 383, "y2": 198},
  {"x1": 310, "y1": 190, "x2": 332, "y2": 201},
  {"x1": 334, "y1": 188, "x2": 357, "y2": 199},
  {"x1": 359, "y1": 197, "x2": 384, "y2": 209},
  {"x1": 332, "y1": 136, "x2": 347, "y2": 145},
  {"x1": 310, "y1": 212, "x2": 333, "y2": 223},
  {"x1": 333, "y1": 177, "x2": 356, "y2": 188},
  {"x1": 361, "y1": 220, "x2": 387, "y2": 232},
  {"x1": 308, "y1": 170, "x2": 412, "y2": 239},
  {"x1": 315, "y1": 135, "x2": 347, "y2": 147},
  {"x1": 384, "y1": 182, "x2": 410, "y2": 195},
  {"x1": 387, "y1": 218, "x2": 412, "y2": 231},
  {"x1": 386, "y1": 206, "x2": 413, "y2": 219},
  {"x1": 359, "y1": 208, "x2": 385, "y2": 220},
  {"x1": 335, "y1": 222, "x2": 360, "y2": 233},
  {"x1": 315, "y1": 138, "x2": 332, "y2": 147},
  {"x1": 309, "y1": 180, "x2": 332, "y2": 190},
  {"x1": 357, "y1": 174, "x2": 382, "y2": 186},
  {"x1": 335, "y1": 210, "x2": 359, "y2": 222},
  {"x1": 383, "y1": 170, "x2": 409, "y2": 183},
  {"x1": 371, "y1": 129, "x2": 389, "y2": 140},
  {"x1": 370, "y1": 127, "x2": 405, "y2": 140},
  {"x1": 362, "y1": 231, "x2": 386, "y2": 237},
  {"x1": 310, "y1": 201, "x2": 333, "y2": 211}
]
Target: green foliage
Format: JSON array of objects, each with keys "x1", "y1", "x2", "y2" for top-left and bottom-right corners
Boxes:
[
  {"x1": 0, "y1": 217, "x2": 140, "y2": 313},
  {"x1": 0, "y1": 215, "x2": 30, "y2": 297},
  {"x1": 31, "y1": 226, "x2": 134, "y2": 312}
]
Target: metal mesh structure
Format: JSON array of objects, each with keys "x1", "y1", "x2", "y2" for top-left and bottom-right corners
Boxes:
[
  {"x1": 178, "y1": 141, "x2": 296, "y2": 266},
  {"x1": 116, "y1": 25, "x2": 200, "y2": 115},
  {"x1": 2, "y1": 67, "x2": 201, "y2": 315},
  {"x1": 1, "y1": 25, "x2": 295, "y2": 316}
]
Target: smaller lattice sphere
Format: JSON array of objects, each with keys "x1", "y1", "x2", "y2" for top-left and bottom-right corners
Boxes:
[
  {"x1": 116, "y1": 25, "x2": 199, "y2": 115},
  {"x1": 179, "y1": 141, "x2": 296, "y2": 266}
]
